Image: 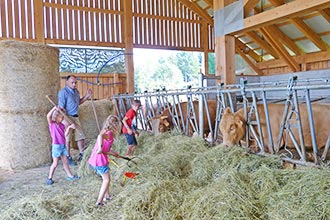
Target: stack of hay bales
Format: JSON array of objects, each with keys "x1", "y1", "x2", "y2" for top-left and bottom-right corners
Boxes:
[{"x1": 0, "y1": 40, "x2": 59, "y2": 170}]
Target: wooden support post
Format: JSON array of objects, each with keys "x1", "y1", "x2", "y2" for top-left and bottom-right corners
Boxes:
[
  {"x1": 123, "y1": 0, "x2": 134, "y2": 93},
  {"x1": 114, "y1": 73, "x2": 120, "y2": 95},
  {"x1": 214, "y1": 0, "x2": 236, "y2": 85},
  {"x1": 201, "y1": 21, "x2": 209, "y2": 75},
  {"x1": 34, "y1": 0, "x2": 44, "y2": 43}
]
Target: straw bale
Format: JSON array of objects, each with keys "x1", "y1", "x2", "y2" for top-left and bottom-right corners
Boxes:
[
  {"x1": 75, "y1": 99, "x2": 115, "y2": 146},
  {"x1": 0, "y1": 40, "x2": 59, "y2": 170},
  {"x1": 0, "y1": 40, "x2": 59, "y2": 112},
  {"x1": 0, "y1": 112, "x2": 52, "y2": 170}
]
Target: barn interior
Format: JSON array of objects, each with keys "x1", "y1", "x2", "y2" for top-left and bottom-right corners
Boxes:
[{"x1": 1, "y1": 0, "x2": 330, "y2": 219}]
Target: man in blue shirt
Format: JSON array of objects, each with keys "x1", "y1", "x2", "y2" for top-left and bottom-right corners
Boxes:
[{"x1": 58, "y1": 75, "x2": 92, "y2": 165}]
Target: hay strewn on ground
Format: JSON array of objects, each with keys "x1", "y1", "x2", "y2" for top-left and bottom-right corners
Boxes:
[{"x1": 1, "y1": 131, "x2": 330, "y2": 220}]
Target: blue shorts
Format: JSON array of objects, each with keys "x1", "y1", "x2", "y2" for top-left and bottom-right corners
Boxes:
[
  {"x1": 52, "y1": 144, "x2": 68, "y2": 158},
  {"x1": 91, "y1": 165, "x2": 110, "y2": 176},
  {"x1": 124, "y1": 134, "x2": 138, "y2": 146}
]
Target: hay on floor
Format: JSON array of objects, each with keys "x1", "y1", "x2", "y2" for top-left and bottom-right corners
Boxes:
[{"x1": 2, "y1": 131, "x2": 330, "y2": 220}]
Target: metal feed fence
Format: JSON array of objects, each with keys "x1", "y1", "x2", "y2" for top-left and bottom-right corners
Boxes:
[{"x1": 112, "y1": 76, "x2": 330, "y2": 166}]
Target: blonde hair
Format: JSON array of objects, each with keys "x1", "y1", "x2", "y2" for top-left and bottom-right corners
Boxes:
[
  {"x1": 52, "y1": 110, "x2": 60, "y2": 121},
  {"x1": 102, "y1": 115, "x2": 122, "y2": 136}
]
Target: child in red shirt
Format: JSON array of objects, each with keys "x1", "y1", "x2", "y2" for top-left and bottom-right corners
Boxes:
[{"x1": 122, "y1": 100, "x2": 141, "y2": 157}]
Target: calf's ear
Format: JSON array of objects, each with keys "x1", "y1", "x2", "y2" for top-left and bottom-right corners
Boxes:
[
  {"x1": 163, "y1": 119, "x2": 170, "y2": 127},
  {"x1": 224, "y1": 107, "x2": 232, "y2": 114},
  {"x1": 235, "y1": 107, "x2": 247, "y2": 119}
]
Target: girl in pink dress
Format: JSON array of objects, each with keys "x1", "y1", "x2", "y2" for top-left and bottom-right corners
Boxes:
[{"x1": 88, "y1": 115, "x2": 122, "y2": 207}]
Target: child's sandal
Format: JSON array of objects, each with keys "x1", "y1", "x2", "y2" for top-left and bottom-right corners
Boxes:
[
  {"x1": 103, "y1": 195, "x2": 112, "y2": 202},
  {"x1": 95, "y1": 202, "x2": 104, "y2": 207}
]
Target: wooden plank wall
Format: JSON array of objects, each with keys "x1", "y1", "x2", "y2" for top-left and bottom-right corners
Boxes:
[
  {"x1": 132, "y1": 0, "x2": 206, "y2": 51},
  {"x1": 0, "y1": 0, "x2": 213, "y2": 51},
  {"x1": 0, "y1": 0, "x2": 35, "y2": 41},
  {"x1": 60, "y1": 73, "x2": 127, "y2": 100},
  {"x1": 0, "y1": 0, "x2": 329, "y2": 75},
  {"x1": 42, "y1": 0, "x2": 125, "y2": 48}
]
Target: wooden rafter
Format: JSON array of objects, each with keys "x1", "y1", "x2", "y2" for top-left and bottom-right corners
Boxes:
[
  {"x1": 290, "y1": 18, "x2": 328, "y2": 51},
  {"x1": 319, "y1": 8, "x2": 330, "y2": 23},
  {"x1": 260, "y1": 27, "x2": 300, "y2": 72},
  {"x1": 269, "y1": 0, "x2": 328, "y2": 51},
  {"x1": 256, "y1": 50, "x2": 330, "y2": 69},
  {"x1": 245, "y1": 31, "x2": 279, "y2": 59},
  {"x1": 177, "y1": 0, "x2": 213, "y2": 25},
  {"x1": 236, "y1": 46, "x2": 264, "y2": 75},
  {"x1": 264, "y1": 25, "x2": 304, "y2": 56},
  {"x1": 244, "y1": 0, "x2": 259, "y2": 17},
  {"x1": 230, "y1": 0, "x2": 330, "y2": 35},
  {"x1": 235, "y1": 38, "x2": 261, "y2": 62}
]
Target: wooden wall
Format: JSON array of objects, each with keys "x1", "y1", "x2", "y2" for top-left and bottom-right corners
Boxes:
[
  {"x1": 60, "y1": 73, "x2": 127, "y2": 100},
  {"x1": 0, "y1": 0, "x2": 329, "y2": 76},
  {"x1": 0, "y1": 0, "x2": 213, "y2": 52}
]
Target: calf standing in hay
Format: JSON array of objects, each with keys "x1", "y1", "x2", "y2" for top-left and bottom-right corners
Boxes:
[
  {"x1": 149, "y1": 100, "x2": 217, "y2": 137},
  {"x1": 219, "y1": 103, "x2": 330, "y2": 162}
]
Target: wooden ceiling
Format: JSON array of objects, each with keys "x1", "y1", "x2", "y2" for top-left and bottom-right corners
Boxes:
[{"x1": 187, "y1": 0, "x2": 330, "y2": 75}]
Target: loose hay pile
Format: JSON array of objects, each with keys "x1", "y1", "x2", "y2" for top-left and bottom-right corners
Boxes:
[{"x1": 2, "y1": 131, "x2": 330, "y2": 220}]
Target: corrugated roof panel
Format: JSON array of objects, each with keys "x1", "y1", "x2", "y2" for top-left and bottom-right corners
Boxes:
[
  {"x1": 284, "y1": 45, "x2": 296, "y2": 56},
  {"x1": 262, "y1": 54, "x2": 274, "y2": 61},
  {"x1": 296, "y1": 40, "x2": 321, "y2": 53},
  {"x1": 207, "y1": 8, "x2": 213, "y2": 17},
  {"x1": 321, "y1": 35, "x2": 330, "y2": 44},
  {"x1": 303, "y1": 16, "x2": 330, "y2": 33},
  {"x1": 278, "y1": 24, "x2": 304, "y2": 39},
  {"x1": 196, "y1": 0, "x2": 208, "y2": 9},
  {"x1": 248, "y1": 42, "x2": 259, "y2": 50},
  {"x1": 238, "y1": 36, "x2": 251, "y2": 44}
]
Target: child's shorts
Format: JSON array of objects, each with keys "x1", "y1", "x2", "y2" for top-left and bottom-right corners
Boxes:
[
  {"x1": 52, "y1": 144, "x2": 68, "y2": 158},
  {"x1": 91, "y1": 165, "x2": 110, "y2": 176},
  {"x1": 124, "y1": 134, "x2": 137, "y2": 146}
]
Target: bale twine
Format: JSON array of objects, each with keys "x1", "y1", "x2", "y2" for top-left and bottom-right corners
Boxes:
[
  {"x1": 74, "y1": 99, "x2": 115, "y2": 148},
  {"x1": 0, "y1": 40, "x2": 59, "y2": 170}
]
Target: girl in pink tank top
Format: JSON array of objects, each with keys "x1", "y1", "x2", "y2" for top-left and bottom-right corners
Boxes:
[{"x1": 88, "y1": 115, "x2": 122, "y2": 207}]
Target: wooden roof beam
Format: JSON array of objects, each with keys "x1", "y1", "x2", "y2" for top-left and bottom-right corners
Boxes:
[
  {"x1": 290, "y1": 18, "x2": 328, "y2": 51},
  {"x1": 269, "y1": 0, "x2": 328, "y2": 51},
  {"x1": 256, "y1": 50, "x2": 330, "y2": 69},
  {"x1": 245, "y1": 31, "x2": 279, "y2": 59},
  {"x1": 178, "y1": 0, "x2": 214, "y2": 25},
  {"x1": 319, "y1": 8, "x2": 330, "y2": 23},
  {"x1": 244, "y1": 0, "x2": 259, "y2": 17},
  {"x1": 236, "y1": 46, "x2": 264, "y2": 75},
  {"x1": 265, "y1": 25, "x2": 305, "y2": 56},
  {"x1": 235, "y1": 37, "x2": 261, "y2": 62},
  {"x1": 260, "y1": 27, "x2": 300, "y2": 72},
  {"x1": 229, "y1": 0, "x2": 330, "y2": 35}
]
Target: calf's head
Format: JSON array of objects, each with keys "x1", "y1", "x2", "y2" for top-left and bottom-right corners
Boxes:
[
  {"x1": 219, "y1": 107, "x2": 246, "y2": 146},
  {"x1": 150, "y1": 115, "x2": 171, "y2": 135}
]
